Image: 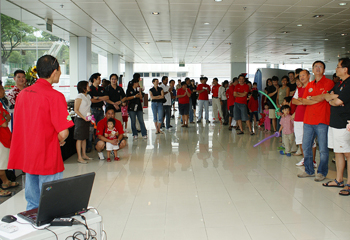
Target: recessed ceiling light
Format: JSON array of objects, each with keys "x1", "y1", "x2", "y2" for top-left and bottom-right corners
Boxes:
[
  {"x1": 214, "y1": 0, "x2": 223, "y2": 2},
  {"x1": 341, "y1": 33, "x2": 347, "y2": 36},
  {"x1": 342, "y1": 47, "x2": 345, "y2": 48},
  {"x1": 145, "y1": 42, "x2": 149, "y2": 45},
  {"x1": 193, "y1": 46, "x2": 197, "y2": 48},
  {"x1": 297, "y1": 24, "x2": 302, "y2": 27},
  {"x1": 281, "y1": 31, "x2": 290, "y2": 34},
  {"x1": 152, "y1": 12, "x2": 160, "y2": 15},
  {"x1": 339, "y1": 3, "x2": 347, "y2": 6},
  {"x1": 325, "y1": 39, "x2": 328, "y2": 40},
  {"x1": 226, "y1": 43, "x2": 232, "y2": 45},
  {"x1": 204, "y1": 22, "x2": 210, "y2": 25},
  {"x1": 313, "y1": 15, "x2": 324, "y2": 18}
]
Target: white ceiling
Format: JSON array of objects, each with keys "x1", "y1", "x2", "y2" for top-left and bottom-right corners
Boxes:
[{"x1": 3, "y1": 0, "x2": 350, "y2": 65}]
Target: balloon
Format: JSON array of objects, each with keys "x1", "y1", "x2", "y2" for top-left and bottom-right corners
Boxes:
[
  {"x1": 258, "y1": 90, "x2": 280, "y2": 119},
  {"x1": 253, "y1": 132, "x2": 280, "y2": 147}
]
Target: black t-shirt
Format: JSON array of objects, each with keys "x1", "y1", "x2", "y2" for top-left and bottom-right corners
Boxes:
[
  {"x1": 266, "y1": 85, "x2": 277, "y2": 109},
  {"x1": 105, "y1": 85, "x2": 126, "y2": 112},
  {"x1": 288, "y1": 82, "x2": 297, "y2": 92},
  {"x1": 126, "y1": 88, "x2": 143, "y2": 112},
  {"x1": 330, "y1": 77, "x2": 350, "y2": 129},
  {"x1": 88, "y1": 85, "x2": 105, "y2": 108},
  {"x1": 149, "y1": 86, "x2": 163, "y2": 103}
]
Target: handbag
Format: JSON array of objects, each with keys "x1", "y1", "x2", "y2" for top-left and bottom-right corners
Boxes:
[{"x1": 161, "y1": 97, "x2": 167, "y2": 104}]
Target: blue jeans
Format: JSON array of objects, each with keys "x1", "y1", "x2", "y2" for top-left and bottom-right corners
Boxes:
[
  {"x1": 87, "y1": 108, "x2": 105, "y2": 149},
  {"x1": 151, "y1": 102, "x2": 163, "y2": 123},
  {"x1": 25, "y1": 172, "x2": 63, "y2": 210},
  {"x1": 197, "y1": 100, "x2": 209, "y2": 121},
  {"x1": 189, "y1": 98, "x2": 194, "y2": 122},
  {"x1": 302, "y1": 123, "x2": 329, "y2": 176},
  {"x1": 163, "y1": 105, "x2": 171, "y2": 129},
  {"x1": 129, "y1": 111, "x2": 147, "y2": 137}
]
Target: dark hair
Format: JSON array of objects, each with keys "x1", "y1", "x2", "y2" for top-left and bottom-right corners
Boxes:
[
  {"x1": 77, "y1": 80, "x2": 89, "y2": 93},
  {"x1": 185, "y1": 77, "x2": 190, "y2": 82},
  {"x1": 105, "y1": 105, "x2": 116, "y2": 114},
  {"x1": 152, "y1": 78, "x2": 158, "y2": 83},
  {"x1": 204, "y1": 77, "x2": 208, "y2": 81},
  {"x1": 232, "y1": 77, "x2": 238, "y2": 83},
  {"x1": 127, "y1": 78, "x2": 139, "y2": 93},
  {"x1": 253, "y1": 82, "x2": 257, "y2": 86},
  {"x1": 109, "y1": 73, "x2": 118, "y2": 80},
  {"x1": 300, "y1": 69, "x2": 310, "y2": 75},
  {"x1": 333, "y1": 73, "x2": 337, "y2": 79},
  {"x1": 36, "y1": 55, "x2": 59, "y2": 79},
  {"x1": 266, "y1": 78, "x2": 272, "y2": 85},
  {"x1": 312, "y1": 60, "x2": 326, "y2": 69},
  {"x1": 281, "y1": 75, "x2": 289, "y2": 82},
  {"x1": 264, "y1": 102, "x2": 269, "y2": 107},
  {"x1": 295, "y1": 68, "x2": 303, "y2": 75},
  {"x1": 107, "y1": 118, "x2": 116, "y2": 127},
  {"x1": 178, "y1": 79, "x2": 181, "y2": 82},
  {"x1": 251, "y1": 90, "x2": 259, "y2": 100},
  {"x1": 272, "y1": 76, "x2": 279, "y2": 81},
  {"x1": 181, "y1": 81, "x2": 187, "y2": 86},
  {"x1": 169, "y1": 79, "x2": 175, "y2": 84},
  {"x1": 281, "y1": 105, "x2": 291, "y2": 111},
  {"x1": 162, "y1": 76, "x2": 168, "y2": 82},
  {"x1": 339, "y1": 57, "x2": 350, "y2": 75},
  {"x1": 284, "y1": 96, "x2": 292, "y2": 103},
  {"x1": 14, "y1": 70, "x2": 25, "y2": 77},
  {"x1": 246, "y1": 80, "x2": 252, "y2": 85},
  {"x1": 238, "y1": 74, "x2": 245, "y2": 79},
  {"x1": 288, "y1": 71, "x2": 295, "y2": 76},
  {"x1": 223, "y1": 80, "x2": 229, "y2": 86},
  {"x1": 89, "y1": 73, "x2": 101, "y2": 83},
  {"x1": 213, "y1": 78, "x2": 218, "y2": 82},
  {"x1": 133, "y1": 73, "x2": 141, "y2": 80},
  {"x1": 0, "y1": 80, "x2": 2, "y2": 86}
]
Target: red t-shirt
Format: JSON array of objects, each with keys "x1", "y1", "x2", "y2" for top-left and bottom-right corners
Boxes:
[
  {"x1": 212, "y1": 84, "x2": 220, "y2": 98},
  {"x1": 226, "y1": 85, "x2": 235, "y2": 107},
  {"x1": 97, "y1": 117, "x2": 124, "y2": 137},
  {"x1": 234, "y1": 84, "x2": 249, "y2": 104},
  {"x1": 0, "y1": 102, "x2": 11, "y2": 148},
  {"x1": 8, "y1": 79, "x2": 74, "y2": 175},
  {"x1": 197, "y1": 84, "x2": 210, "y2": 100},
  {"x1": 302, "y1": 76, "x2": 334, "y2": 125},
  {"x1": 105, "y1": 127, "x2": 118, "y2": 140},
  {"x1": 248, "y1": 96, "x2": 258, "y2": 112},
  {"x1": 177, "y1": 88, "x2": 191, "y2": 104},
  {"x1": 294, "y1": 87, "x2": 306, "y2": 122}
]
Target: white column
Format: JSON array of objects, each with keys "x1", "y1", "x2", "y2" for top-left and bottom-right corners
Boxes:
[
  {"x1": 69, "y1": 36, "x2": 91, "y2": 99},
  {"x1": 124, "y1": 62, "x2": 134, "y2": 87},
  {"x1": 230, "y1": 62, "x2": 246, "y2": 80},
  {"x1": 107, "y1": 54, "x2": 121, "y2": 76}
]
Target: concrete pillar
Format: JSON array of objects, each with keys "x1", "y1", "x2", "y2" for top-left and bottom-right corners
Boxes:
[
  {"x1": 230, "y1": 62, "x2": 246, "y2": 80},
  {"x1": 125, "y1": 62, "x2": 134, "y2": 87},
  {"x1": 107, "y1": 54, "x2": 121, "y2": 76},
  {"x1": 69, "y1": 36, "x2": 91, "y2": 99}
]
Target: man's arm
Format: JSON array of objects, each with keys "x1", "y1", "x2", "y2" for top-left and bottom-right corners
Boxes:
[
  {"x1": 329, "y1": 98, "x2": 344, "y2": 106},
  {"x1": 91, "y1": 96, "x2": 108, "y2": 103},
  {"x1": 234, "y1": 92, "x2": 248, "y2": 97},
  {"x1": 58, "y1": 129, "x2": 69, "y2": 146},
  {"x1": 98, "y1": 134, "x2": 118, "y2": 145}
]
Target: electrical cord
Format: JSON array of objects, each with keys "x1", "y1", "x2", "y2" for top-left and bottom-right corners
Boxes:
[{"x1": 65, "y1": 216, "x2": 97, "y2": 240}]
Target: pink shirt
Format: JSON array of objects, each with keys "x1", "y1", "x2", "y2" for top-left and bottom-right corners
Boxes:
[
  {"x1": 121, "y1": 106, "x2": 128, "y2": 117},
  {"x1": 280, "y1": 114, "x2": 294, "y2": 135}
]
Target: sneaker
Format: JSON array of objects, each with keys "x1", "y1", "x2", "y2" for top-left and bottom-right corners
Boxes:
[
  {"x1": 114, "y1": 156, "x2": 120, "y2": 161},
  {"x1": 314, "y1": 173, "x2": 326, "y2": 182},
  {"x1": 133, "y1": 135, "x2": 138, "y2": 140},
  {"x1": 106, "y1": 158, "x2": 111, "y2": 162},
  {"x1": 297, "y1": 172, "x2": 315, "y2": 178},
  {"x1": 277, "y1": 146, "x2": 285, "y2": 150},
  {"x1": 169, "y1": 125, "x2": 173, "y2": 128},
  {"x1": 313, "y1": 162, "x2": 317, "y2": 168},
  {"x1": 98, "y1": 152, "x2": 105, "y2": 160},
  {"x1": 279, "y1": 150, "x2": 285, "y2": 155},
  {"x1": 286, "y1": 153, "x2": 291, "y2": 157},
  {"x1": 296, "y1": 158, "x2": 304, "y2": 166},
  {"x1": 143, "y1": 135, "x2": 148, "y2": 139},
  {"x1": 197, "y1": 120, "x2": 201, "y2": 123}
]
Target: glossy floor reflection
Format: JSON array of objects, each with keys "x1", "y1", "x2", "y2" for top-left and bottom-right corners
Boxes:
[{"x1": 1, "y1": 108, "x2": 348, "y2": 240}]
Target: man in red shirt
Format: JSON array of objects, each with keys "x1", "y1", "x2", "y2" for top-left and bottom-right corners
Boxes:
[
  {"x1": 176, "y1": 82, "x2": 192, "y2": 127},
  {"x1": 297, "y1": 61, "x2": 334, "y2": 181},
  {"x1": 234, "y1": 75, "x2": 253, "y2": 135},
  {"x1": 227, "y1": 78, "x2": 238, "y2": 130},
  {"x1": 196, "y1": 77, "x2": 211, "y2": 123},
  {"x1": 96, "y1": 105, "x2": 126, "y2": 160},
  {"x1": 8, "y1": 55, "x2": 74, "y2": 210},
  {"x1": 211, "y1": 78, "x2": 222, "y2": 123}
]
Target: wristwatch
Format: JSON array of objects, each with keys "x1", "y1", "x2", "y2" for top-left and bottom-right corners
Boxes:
[
  {"x1": 134, "y1": 95, "x2": 136, "y2": 98},
  {"x1": 96, "y1": 96, "x2": 99, "y2": 100}
]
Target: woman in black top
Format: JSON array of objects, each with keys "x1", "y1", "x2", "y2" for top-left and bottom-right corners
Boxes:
[
  {"x1": 125, "y1": 77, "x2": 147, "y2": 139},
  {"x1": 149, "y1": 78, "x2": 164, "y2": 134},
  {"x1": 190, "y1": 79, "x2": 197, "y2": 113}
]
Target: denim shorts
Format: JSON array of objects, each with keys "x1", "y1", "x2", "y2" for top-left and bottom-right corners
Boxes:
[{"x1": 234, "y1": 103, "x2": 249, "y2": 121}]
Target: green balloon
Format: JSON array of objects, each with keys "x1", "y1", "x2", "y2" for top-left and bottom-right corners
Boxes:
[{"x1": 258, "y1": 90, "x2": 280, "y2": 119}]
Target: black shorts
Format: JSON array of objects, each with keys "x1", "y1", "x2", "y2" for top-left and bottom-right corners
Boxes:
[
  {"x1": 229, "y1": 105, "x2": 234, "y2": 117},
  {"x1": 179, "y1": 103, "x2": 189, "y2": 115}
]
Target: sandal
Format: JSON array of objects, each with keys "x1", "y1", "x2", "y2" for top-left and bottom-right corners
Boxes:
[
  {"x1": 339, "y1": 184, "x2": 350, "y2": 196},
  {"x1": 1, "y1": 181, "x2": 19, "y2": 190},
  {"x1": 82, "y1": 156, "x2": 93, "y2": 160},
  {"x1": 0, "y1": 190, "x2": 11, "y2": 198},
  {"x1": 228, "y1": 126, "x2": 232, "y2": 131},
  {"x1": 323, "y1": 179, "x2": 344, "y2": 188},
  {"x1": 250, "y1": 131, "x2": 255, "y2": 135},
  {"x1": 237, "y1": 130, "x2": 244, "y2": 135},
  {"x1": 77, "y1": 159, "x2": 88, "y2": 164}
]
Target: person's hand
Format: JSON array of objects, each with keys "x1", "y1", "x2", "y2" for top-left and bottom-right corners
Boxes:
[
  {"x1": 220, "y1": 101, "x2": 223, "y2": 106},
  {"x1": 59, "y1": 141, "x2": 66, "y2": 146},
  {"x1": 111, "y1": 139, "x2": 119, "y2": 145},
  {"x1": 104, "y1": 133, "x2": 108, "y2": 137},
  {"x1": 84, "y1": 117, "x2": 90, "y2": 122}
]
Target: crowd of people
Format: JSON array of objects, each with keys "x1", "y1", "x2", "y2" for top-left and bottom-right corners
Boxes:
[{"x1": 1, "y1": 55, "x2": 350, "y2": 208}]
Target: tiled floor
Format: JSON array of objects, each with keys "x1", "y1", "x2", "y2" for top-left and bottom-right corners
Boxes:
[{"x1": 1, "y1": 108, "x2": 348, "y2": 240}]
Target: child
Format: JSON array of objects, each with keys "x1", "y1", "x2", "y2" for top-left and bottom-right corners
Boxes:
[
  {"x1": 121, "y1": 102, "x2": 128, "y2": 133},
  {"x1": 251, "y1": 82, "x2": 258, "y2": 92},
  {"x1": 104, "y1": 118, "x2": 120, "y2": 162},
  {"x1": 263, "y1": 103, "x2": 270, "y2": 132},
  {"x1": 176, "y1": 82, "x2": 191, "y2": 127},
  {"x1": 248, "y1": 90, "x2": 259, "y2": 127},
  {"x1": 279, "y1": 105, "x2": 297, "y2": 157}
]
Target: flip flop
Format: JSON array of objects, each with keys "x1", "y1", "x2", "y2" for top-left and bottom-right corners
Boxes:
[
  {"x1": 323, "y1": 179, "x2": 344, "y2": 188},
  {"x1": 0, "y1": 190, "x2": 11, "y2": 197},
  {"x1": 339, "y1": 184, "x2": 350, "y2": 196},
  {"x1": 1, "y1": 181, "x2": 19, "y2": 190}
]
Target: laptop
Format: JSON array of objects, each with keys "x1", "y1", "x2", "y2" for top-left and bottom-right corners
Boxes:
[{"x1": 17, "y1": 172, "x2": 95, "y2": 226}]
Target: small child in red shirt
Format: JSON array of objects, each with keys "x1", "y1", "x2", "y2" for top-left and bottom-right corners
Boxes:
[
  {"x1": 121, "y1": 102, "x2": 128, "y2": 133},
  {"x1": 248, "y1": 90, "x2": 259, "y2": 127},
  {"x1": 279, "y1": 105, "x2": 297, "y2": 156},
  {"x1": 104, "y1": 118, "x2": 119, "y2": 162}
]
